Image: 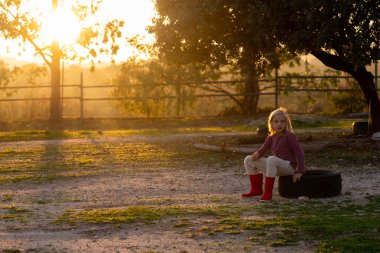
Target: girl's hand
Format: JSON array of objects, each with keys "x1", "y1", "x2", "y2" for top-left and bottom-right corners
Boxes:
[
  {"x1": 251, "y1": 152, "x2": 259, "y2": 160},
  {"x1": 293, "y1": 172, "x2": 303, "y2": 183}
]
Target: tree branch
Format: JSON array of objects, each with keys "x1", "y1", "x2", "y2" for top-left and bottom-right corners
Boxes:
[
  {"x1": 0, "y1": 3, "x2": 52, "y2": 67},
  {"x1": 186, "y1": 82, "x2": 243, "y2": 107},
  {"x1": 23, "y1": 31, "x2": 52, "y2": 67},
  {"x1": 311, "y1": 50, "x2": 355, "y2": 74}
]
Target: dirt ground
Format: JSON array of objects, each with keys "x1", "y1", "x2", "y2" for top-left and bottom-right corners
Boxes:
[{"x1": 1, "y1": 117, "x2": 380, "y2": 253}]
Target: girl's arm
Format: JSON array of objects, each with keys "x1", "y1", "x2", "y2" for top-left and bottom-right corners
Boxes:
[
  {"x1": 287, "y1": 133, "x2": 305, "y2": 173},
  {"x1": 256, "y1": 136, "x2": 272, "y2": 158}
]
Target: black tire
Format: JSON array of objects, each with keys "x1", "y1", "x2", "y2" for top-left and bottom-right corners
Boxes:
[
  {"x1": 278, "y1": 170, "x2": 342, "y2": 198},
  {"x1": 352, "y1": 121, "x2": 368, "y2": 135}
]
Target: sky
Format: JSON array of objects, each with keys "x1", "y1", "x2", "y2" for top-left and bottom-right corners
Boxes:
[{"x1": 0, "y1": 0, "x2": 156, "y2": 64}]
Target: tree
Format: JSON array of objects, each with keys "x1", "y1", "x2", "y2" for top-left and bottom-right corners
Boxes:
[
  {"x1": 0, "y1": 0, "x2": 124, "y2": 121},
  {"x1": 150, "y1": 0, "x2": 292, "y2": 115},
  {"x1": 264, "y1": 0, "x2": 380, "y2": 134},
  {"x1": 0, "y1": 60, "x2": 19, "y2": 90},
  {"x1": 152, "y1": 0, "x2": 380, "y2": 134},
  {"x1": 113, "y1": 59, "x2": 222, "y2": 118}
]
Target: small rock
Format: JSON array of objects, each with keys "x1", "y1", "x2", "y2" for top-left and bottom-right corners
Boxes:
[{"x1": 298, "y1": 196, "x2": 310, "y2": 202}]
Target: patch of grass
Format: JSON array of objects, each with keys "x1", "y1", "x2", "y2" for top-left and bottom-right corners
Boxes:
[
  {"x1": 306, "y1": 148, "x2": 380, "y2": 168},
  {"x1": 268, "y1": 240, "x2": 289, "y2": 247},
  {"x1": 0, "y1": 118, "x2": 349, "y2": 143},
  {"x1": 253, "y1": 196, "x2": 380, "y2": 252},
  {"x1": 218, "y1": 216, "x2": 241, "y2": 225},
  {"x1": 1, "y1": 194, "x2": 14, "y2": 202},
  {"x1": 2, "y1": 249, "x2": 21, "y2": 253},
  {"x1": 212, "y1": 224, "x2": 239, "y2": 234},
  {"x1": 85, "y1": 196, "x2": 379, "y2": 252},
  {"x1": 35, "y1": 199, "x2": 52, "y2": 205},
  {"x1": 0, "y1": 126, "x2": 247, "y2": 143},
  {"x1": 54, "y1": 196, "x2": 380, "y2": 252},
  {"x1": 0, "y1": 130, "x2": 80, "y2": 142},
  {"x1": 3, "y1": 205, "x2": 30, "y2": 214},
  {"x1": 194, "y1": 197, "x2": 380, "y2": 251},
  {"x1": 0, "y1": 140, "x2": 240, "y2": 185},
  {"x1": 55, "y1": 205, "x2": 247, "y2": 225},
  {"x1": 292, "y1": 119, "x2": 352, "y2": 129},
  {"x1": 173, "y1": 221, "x2": 190, "y2": 227},
  {"x1": 0, "y1": 205, "x2": 31, "y2": 222}
]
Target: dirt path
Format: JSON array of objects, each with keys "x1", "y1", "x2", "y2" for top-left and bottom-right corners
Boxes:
[{"x1": 1, "y1": 133, "x2": 379, "y2": 252}]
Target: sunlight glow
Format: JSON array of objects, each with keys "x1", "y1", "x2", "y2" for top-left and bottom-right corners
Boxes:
[
  {"x1": 0, "y1": 0, "x2": 156, "y2": 63},
  {"x1": 40, "y1": 5, "x2": 81, "y2": 46},
  {"x1": 95, "y1": 0, "x2": 156, "y2": 62}
]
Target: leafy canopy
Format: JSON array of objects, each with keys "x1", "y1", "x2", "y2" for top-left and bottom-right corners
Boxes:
[{"x1": 265, "y1": 0, "x2": 380, "y2": 67}]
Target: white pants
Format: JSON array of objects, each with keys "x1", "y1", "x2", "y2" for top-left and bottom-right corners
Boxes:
[{"x1": 244, "y1": 155, "x2": 295, "y2": 177}]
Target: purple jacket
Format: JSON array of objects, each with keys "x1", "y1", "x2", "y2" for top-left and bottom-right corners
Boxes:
[{"x1": 256, "y1": 131, "x2": 305, "y2": 173}]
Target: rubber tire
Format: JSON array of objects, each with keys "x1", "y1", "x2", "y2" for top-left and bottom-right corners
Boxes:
[
  {"x1": 352, "y1": 121, "x2": 368, "y2": 135},
  {"x1": 278, "y1": 170, "x2": 342, "y2": 198}
]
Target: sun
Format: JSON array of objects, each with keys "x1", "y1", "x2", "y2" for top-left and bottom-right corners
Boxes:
[
  {"x1": 35, "y1": 0, "x2": 156, "y2": 61},
  {"x1": 39, "y1": 3, "x2": 81, "y2": 46}
]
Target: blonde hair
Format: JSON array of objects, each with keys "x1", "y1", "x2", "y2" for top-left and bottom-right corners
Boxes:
[{"x1": 267, "y1": 107, "x2": 293, "y2": 136}]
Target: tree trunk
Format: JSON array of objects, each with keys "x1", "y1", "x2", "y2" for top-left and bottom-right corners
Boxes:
[
  {"x1": 241, "y1": 64, "x2": 260, "y2": 115},
  {"x1": 312, "y1": 51, "x2": 380, "y2": 134},
  {"x1": 50, "y1": 0, "x2": 61, "y2": 121},
  {"x1": 50, "y1": 40, "x2": 61, "y2": 121}
]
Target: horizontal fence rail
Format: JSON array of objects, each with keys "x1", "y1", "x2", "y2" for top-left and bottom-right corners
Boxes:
[{"x1": 0, "y1": 72, "x2": 379, "y2": 120}]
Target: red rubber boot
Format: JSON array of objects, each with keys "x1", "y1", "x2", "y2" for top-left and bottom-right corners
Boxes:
[
  {"x1": 260, "y1": 177, "x2": 275, "y2": 201},
  {"x1": 241, "y1": 173, "x2": 263, "y2": 197}
]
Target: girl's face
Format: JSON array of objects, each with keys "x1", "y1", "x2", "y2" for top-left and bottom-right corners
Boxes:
[{"x1": 271, "y1": 114, "x2": 287, "y2": 133}]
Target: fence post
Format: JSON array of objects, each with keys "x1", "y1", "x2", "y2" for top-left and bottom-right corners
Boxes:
[
  {"x1": 275, "y1": 68, "x2": 279, "y2": 108},
  {"x1": 142, "y1": 81, "x2": 151, "y2": 119},
  {"x1": 80, "y1": 71, "x2": 84, "y2": 120},
  {"x1": 61, "y1": 59, "x2": 64, "y2": 117},
  {"x1": 176, "y1": 81, "x2": 181, "y2": 117}
]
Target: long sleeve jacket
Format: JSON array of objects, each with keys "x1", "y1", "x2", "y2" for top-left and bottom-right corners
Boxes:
[{"x1": 256, "y1": 131, "x2": 305, "y2": 173}]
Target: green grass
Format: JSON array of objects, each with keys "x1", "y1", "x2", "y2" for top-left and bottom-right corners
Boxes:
[
  {"x1": 55, "y1": 205, "x2": 246, "y2": 225},
  {"x1": 254, "y1": 197, "x2": 380, "y2": 252},
  {"x1": 0, "y1": 140, "x2": 240, "y2": 184},
  {"x1": 0, "y1": 130, "x2": 89, "y2": 142},
  {"x1": 0, "y1": 127, "x2": 241, "y2": 142},
  {"x1": 305, "y1": 146, "x2": 380, "y2": 168},
  {"x1": 2, "y1": 130, "x2": 375, "y2": 185},
  {"x1": 0, "y1": 205, "x2": 31, "y2": 222},
  {"x1": 53, "y1": 196, "x2": 380, "y2": 252},
  {"x1": 292, "y1": 119, "x2": 352, "y2": 129},
  {"x1": 0, "y1": 117, "x2": 353, "y2": 143},
  {"x1": 2, "y1": 249, "x2": 21, "y2": 253}
]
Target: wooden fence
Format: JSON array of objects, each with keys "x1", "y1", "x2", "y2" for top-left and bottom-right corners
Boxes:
[{"x1": 0, "y1": 69, "x2": 379, "y2": 120}]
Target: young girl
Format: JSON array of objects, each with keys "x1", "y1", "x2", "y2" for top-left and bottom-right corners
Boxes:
[{"x1": 241, "y1": 107, "x2": 305, "y2": 201}]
